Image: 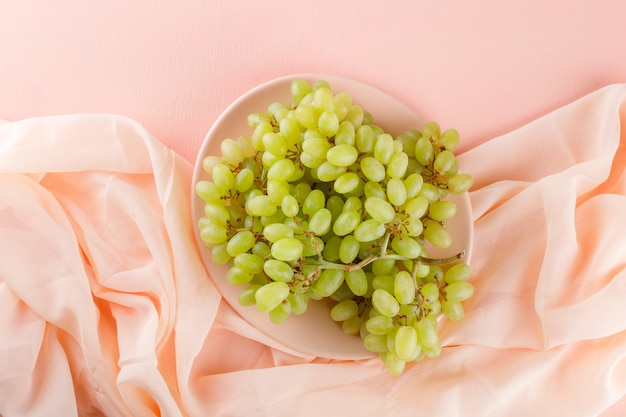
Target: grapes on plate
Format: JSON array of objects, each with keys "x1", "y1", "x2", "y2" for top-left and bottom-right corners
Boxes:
[{"x1": 195, "y1": 78, "x2": 474, "y2": 375}]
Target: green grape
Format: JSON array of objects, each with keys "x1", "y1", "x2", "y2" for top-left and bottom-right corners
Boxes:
[
  {"x1": 390, "y1": 235, "x2": 422, "y2": 259},
  {"x1": 421, "y1": 121, "x2": 441, "y2": 140},
  {"x1": 226, "y1": 230, "x2": 256, "y2": 257},
  {"x1": 371, "y1": 258, "x2": 396, "y2": 275},
  {"x1": 290, "y1": 78, "x2": 312, "y2": 104},
  {"x1": 363, "y1": 181, "x2": 387, "y2": 200},
  {"x1": 294, "y1": 103, "x2": 320, "y2": 130},
  {"x1": 334, "y1": 172, "x2": 361, "y2": 194},
  {"x1": 335, "y1": 120, "x2": 356, "y2": 145},
  {"x1": 363, "y1": 333, "x2": 389, "y2": 352},
  {"x1": 384, "y1": 351, "x2": 406, "y2": 376},
  {"x1": 403, "y1": 173, "x2": 424, "y2": 199},
  {"x1": 402, "y1": 196, "x2": 429, "y2": 219},
  {"x1": 330, "y1": 281, "x2": 354, "y2": 301},
  {"x1": 318, "y1": 110, "x2": 340, "y2": 137},
  {"x1": 266, "y1": 180, "x2": 290, "y2": 205},
  {"x1": 255, "y1": 281, "x2": 290, "y2": 312},
  {"x1": 394, "y1": 271, "x2": 416, "y2": 305},
  {"x1": 220, "y1": 138, "x2": 244, "y2": 166},
  {"x1": 246, "y1": 194, "x2": 277, "y2": 217},
  {"x1": 313, "y1": 86, "x2": 335, "y2": 111},
  {"x1": 309, "y1": 208, "x2": 332, "y2": 235},
  {"x1": 302, "y1": 136, "x2": 332, "y2": 160},
  {"x1": 339, "y1": 235, "x2": 360, "y2": 264},
  {"x1": 372, "y1": 274, "x2": 395, "y2": 294},
  {"x1": 226, "y1": 265, "x2": 254, "y2": 285},
  {"x1": 438, "y1": 128, "x2": 460, "y2": 151},
  {"x1": 414, "y1": 137, "x2": 434, "y2": 166},
  {"x1": 386, "y1": 178, "x2": 407, "y2": 207},
  {"x1": 269, "y1": 301, "x2": 292, "y2": 324},
  {"x1": 210, "y1": 242, "x2": 231, "y2": 265},
  {"x1": 262, "y1": 223, "x2": 294, "y2": 242},
  {"x1": 444, "y1": 281, "x2": 474, "y2": 302},
  {"x1": 196, "y1": 180, "x2": 223, "y2": 203},
  {"x1": 354, "y1": 219, "x2": 386, "y2": 242},
  {"x1": 420, "y1": 282, "x2": 440, "y2": 304},
  {"x1": 252, "y1": 241, "x2": 271, "y2": 258},
  {"x1": 267, "y1": 159, "x2": 295, "y2": 182},
  {"x1": 414, "y1": 318, "x2": 439, "y2": 348},
  {"x1": 322, "y1": 235, "x2": 342, "y2": 262},
  {"x1": 447, "y1": 173, "x2": 474, "y2": 194},
  {"x1": 302, "y1": 189, "x2": 326, "y2": 217},
  {"x1": 418, "y1": 183, "x2": 440, "y2": 203},
  {"x1": 200, "y1": 223, "x2": 228, "y2": 245},
  {"x1": 372, "y1": 288, "x2": 400, "y2": 317},
  {"x1": 333, "y1": 210, "x2": 361, "y2": 236},
  {"x1": 212, "y1": 163, "x2": 236, "y2": 192},
  {"x1": 395, "y1": 325, "x2": 418, "y2": 361},
  {"x1": 263, "y1": 259, "x2": 294, "y2": 282},
  {"x1": 233, "y1": 253, "x2": 264, "y2": 274},
  {"x1": 373, "y1": 133, "x2": 394, "y2": 165},
  {"x1": 316, "y1": 161, "x2": 346, "y2": 182},
  {"x1": 428, "y1": 200, "x2": 457, "y2": 221},
  {"x1": 203, "y1": 202, "x2": 230, "y2": 226},
  {"x1": 345, "y1": 268, "x2": 368, "y2": 296},
  {"x1": 396, "y1": 133, "x2": 417, "y2": 157},
  {"x1": 326, "y1": 195, "x2": 345, "y2": 220},
  {"x1": 365, "y1": 315, "x2": 394, "y2": 335},
  {"x1": 344, "y1": 104, "x2": 364, "y2": 128},
  {"x1": 442, "y1": 299, "x2": 465, "y2": 321},
  {"x1": 271, "y1": 237, "x2": 304, "y2": 262},
  {"x1": 444, "y1": 263, "x2": 471, "y2": 283},
  {"x1": 202, "y1": 155, "x2": 223, "y2": 176},
  {"x1": 330, "y1": 299, "x2": 359, "y2": 322},
  {"x1": 356, "y1": 124, "x2": 375, "y2": 153},
  {"x1": 364, "y1": 197, "x2": 395, "y2": 224},
  {"x1": 247, "y1": 112, "x2": 271, "y2": 128},
  {"x1": 433, "y1": 150, "x2": 459, "y2": 176},
  {"x1": 342, "y1": 196, "x2": 362, "y2": 212},
  {"x1": 288, "y1": 292, "x2": 309, "y2": 315},
  {"x1": 423, "y1": 219, "x2": 452, "y2": 248},
  {"x1": 360, "y1": 156, "x2": 386, "y2": 182},
  {"x1": 326, "y1": 144, "x2": 359, "y2": 167},
  {"x1": 300, "y1": 151, "x2": 324, "y2": 169},
  {"x1": 280, "y1": 194, "x2": 299, "y2": 217},
  {"x1": 235, "y1": 169, "x2": 255, "y2": 193},
  {"x1": 386, "y1": 152, "x2": 409, "y2": 179},
  {"x1": 342, "y1": 315, "x2": 363, "y2": 335},
  {"x1": 238, "y1": 284, "x2": 261, "y2": 306},
  {"x1": 316, "y1": 269, "x2": 345, "y2": 297}
]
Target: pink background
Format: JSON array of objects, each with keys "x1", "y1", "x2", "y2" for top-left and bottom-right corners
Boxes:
[
  {"x1": 1, "y1": 1, "x2": 626, "y2": 415},
  {"x1": 2, "y1": 0, "x2": 626, "y2": 164}
]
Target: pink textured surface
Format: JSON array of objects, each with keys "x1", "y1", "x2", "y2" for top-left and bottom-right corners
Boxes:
[{"x1": 1, "y1": 1, "x2": 626, "y2": 416}]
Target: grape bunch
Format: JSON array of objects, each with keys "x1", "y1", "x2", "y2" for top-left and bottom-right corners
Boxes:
[{"x1": 195, "y1": 78, "x2": 475, "y2": 375}]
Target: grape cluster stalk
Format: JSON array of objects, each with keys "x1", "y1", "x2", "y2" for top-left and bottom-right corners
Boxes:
[{"x1": 195, "y1": 78, "x2": 475, "y2": 375}]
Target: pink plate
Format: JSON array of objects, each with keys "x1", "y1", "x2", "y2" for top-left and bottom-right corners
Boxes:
[{"x1": 191, "y1": 73, "x2": 474, "y2": 360}]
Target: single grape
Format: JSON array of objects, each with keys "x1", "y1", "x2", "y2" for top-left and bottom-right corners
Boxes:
[
  {"x1": 360, "y1": 157, "x2": 386, "y2": 182},
  {"x1": 442, "y1": 299, "x2": 465, "y2": 321},
  {"x1": 372, "y1": 288, "x2": 400, "y2": 317},
  {"x1": 345, "y1": 268, "x2": 368, "y2": 296},
  {"x1": 255, "y1": 281, "x2": 290, "y2": 312},
  {"x1": 428, "y1": 200, "x2": 457, "y2": 222},
  {"x1": 364, "y1": 197, "x2": 395, "y2": 224},
  {"x1": 316, "y1": 269, "x2": 346, "y2": 297},
  {"x1": 444, "y1": 263, "x2": 471, "y2": 283},
  {"x1": 271, "y1": 237, "x2": 304, "y2": 262},
  {"x1": 309, "y1": 208, "x2": 332, "y2": 236},
  {"x1": 330, "y1": 299, "x2": 359, "y2": 322},
  {"x1": 365, "y1": 315, "x2": 394, "y2": 335},
  {"x1": 395, "y1": 325, "x2": 418, "y2": 361},
  {"x1": 387, "y1": 152, "x2": 409, "y2": 179},
  {"x1": 394, "y1": 271, "x2": 416, "y2": 305},
  {"x1": 354, "y1": 219, "x2": 386, "y2": 242},
  {"x1": 444, "y1": 281, "x2": 474, "y2": 302}
]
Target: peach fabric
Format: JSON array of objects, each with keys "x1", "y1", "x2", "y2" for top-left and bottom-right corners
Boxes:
[{"x1": 1, "y1": 84, "x2": 626, "y2": 416}]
